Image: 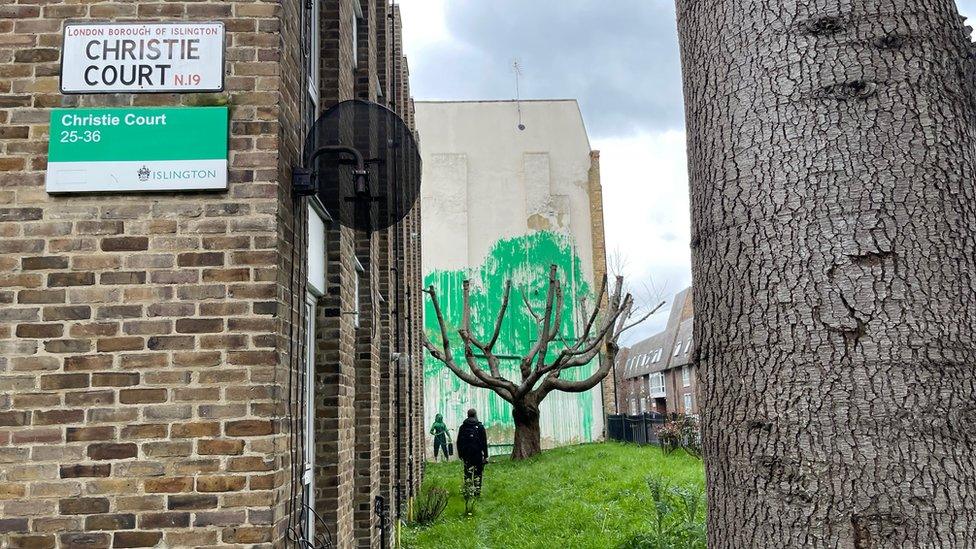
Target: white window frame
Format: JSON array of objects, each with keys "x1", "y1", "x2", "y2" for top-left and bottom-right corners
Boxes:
[
  {"x1": 307, "y1": 0, "x2": 321, "y2": 116},
  {"x1": 685, "y1": 338, "x2": 692, "y2": 354},
  {"x1": 353, "y1": 257, "x2": 364, "y2": 328},
  {"x1": 683, "y1": 393, "x2": 693, "y2": 413},
  {"x1": 682, "y1": 366, "x2": 691, "y2": 387},
  {"x1": 302, "y1": 293, "x2": 317, "y2": 541},
  {"x1": 673, "y1": 342, "x2": 682, "y2": 356},
  {"x1": 351, "y1": 1, "x2": 363, "y2": 70},
  {"x1": 648, "y1": 372, "x2": 665, "y2": 396}
]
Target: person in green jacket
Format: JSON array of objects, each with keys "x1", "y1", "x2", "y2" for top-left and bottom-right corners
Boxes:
[{"x1": 430, "y1": 413, "x2": 450, "y2": 461}]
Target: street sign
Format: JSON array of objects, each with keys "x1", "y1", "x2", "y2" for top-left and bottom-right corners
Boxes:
[
  {"x1": 46, "y1": 107, "x2": 228, "y2": 193},
  {"x1": 61, "y1": 22, "x2": 225, "y2": 94}
]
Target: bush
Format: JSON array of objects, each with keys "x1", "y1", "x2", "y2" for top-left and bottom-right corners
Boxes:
[
  {"x1": 410, "y1": 487, "x2": 448, "y2": 526},
  {"x1": 618, "y1": 475, "x2": 706, "y2": 549},
  {"x1": 657, "y1": 415, "x2": 701, "y2": 458}
]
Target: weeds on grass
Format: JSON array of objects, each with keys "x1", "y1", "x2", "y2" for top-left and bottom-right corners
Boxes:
[
  {"x1": 618, "y1": 474, "x2": 706, "y2": 549},
  {"x1": 461, "y1": 475, "x2": 478, "y2": 516},
  {"x1": 409, "y1": 487, "x2": 449, "y2": 526}
]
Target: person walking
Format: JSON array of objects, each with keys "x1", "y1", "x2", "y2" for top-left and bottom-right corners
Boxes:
[
  {"x1": 429, "y1": 413, "x2": 450, "y2": 462},
  {"x1": 456, "y1": 408, "x2": 489, "y2": 496}
]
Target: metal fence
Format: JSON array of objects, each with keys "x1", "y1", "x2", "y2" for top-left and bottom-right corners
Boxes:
[{"x1": 607, "y1": 413, "x2": 666, "y2": 445}]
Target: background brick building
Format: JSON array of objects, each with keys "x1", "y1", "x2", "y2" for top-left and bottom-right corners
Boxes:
[
  {"x1": 0, "y1": 1, "x2": 423, "y2": 548},
  {"x1": 615, "y1": 287, "x2": 698, "y2": 416}
]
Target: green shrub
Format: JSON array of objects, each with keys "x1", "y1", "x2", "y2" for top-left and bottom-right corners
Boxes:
[{"x1": 658, "y1": 415, "x2": 702, "y2": 458}]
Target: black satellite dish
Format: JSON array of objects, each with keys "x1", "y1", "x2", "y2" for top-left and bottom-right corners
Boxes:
[{"x1": 296, "y1": 100, "x2": 421, "y2": 232}]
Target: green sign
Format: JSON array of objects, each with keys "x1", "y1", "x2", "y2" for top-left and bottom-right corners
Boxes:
[{"x1": 46, "y1": 107, "x2": 228, "y2": 193}]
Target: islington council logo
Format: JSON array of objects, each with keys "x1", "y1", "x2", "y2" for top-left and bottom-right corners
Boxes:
[{"x1": 135, "y1": 165, "x2": 221, "y2": 184}]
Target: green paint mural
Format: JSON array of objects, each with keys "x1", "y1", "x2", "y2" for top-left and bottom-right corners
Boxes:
[{"x1": 423, "y1": 231, "x2": 603, "y2": 453}]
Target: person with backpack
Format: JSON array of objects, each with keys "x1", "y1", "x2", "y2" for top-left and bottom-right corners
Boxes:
[
  {"x1": 456, "y1": 408, "x2": 489, "y2": 496},
  {"x1": 429, "y1": 413, "x2": 451, "y2": 462}
]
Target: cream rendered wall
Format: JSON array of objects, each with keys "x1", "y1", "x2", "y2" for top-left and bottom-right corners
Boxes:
[
  {"x1": 416, "y1": 100, "x2": 596, "y2": 281},
  {"x1": 416, "y1": 100, "x2": 605, "y2": 452}
]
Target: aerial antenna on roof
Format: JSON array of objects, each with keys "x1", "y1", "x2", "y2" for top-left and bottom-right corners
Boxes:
[{"x1": 512, "y1": 58, "x2": 526, "y2": 131}]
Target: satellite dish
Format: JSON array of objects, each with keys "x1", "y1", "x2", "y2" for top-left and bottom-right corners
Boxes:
[{"x1": 301, "y1": 100, "x2": 421, "y2": 232}]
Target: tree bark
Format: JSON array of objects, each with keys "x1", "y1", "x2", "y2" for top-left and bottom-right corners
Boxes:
[
  {"x1": 511, "y1": 401, "x2": 543, "y2": 460},
  {"x1": 676, "y1": 0, "x2": 976, "y2": 547}
]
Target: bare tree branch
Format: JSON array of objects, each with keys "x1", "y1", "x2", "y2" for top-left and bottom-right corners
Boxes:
[
  {"x1": 521, "y1": 290, "x2": 542, "y2": 323},
  {"x1": 458, "y1": 281, "x2": 516, "y2": 400},
  {"x1": 421, "y1": 286, "x2": 491, "y2": 390},
  {"x1": 619, "y1": 300, "x2": 665, "y2": 335},
  {"x1": 423, "y1": 266, "x2": 663, "y2": 445},
  {"x1": 486, "y1": 280, "x2": 512, "y2": 352},
  {"x1": 520, "y1": 265, "x2": 558, "y2": 381}
]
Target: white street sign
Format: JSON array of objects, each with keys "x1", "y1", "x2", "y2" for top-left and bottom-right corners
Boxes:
[{"x1": 61, "y1": 22, "x2": 224, "y2": 94}]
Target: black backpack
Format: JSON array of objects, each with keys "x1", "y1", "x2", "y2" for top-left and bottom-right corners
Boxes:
[{"x1": 458, "y1": 422, "x2": 481, "y2": 459}]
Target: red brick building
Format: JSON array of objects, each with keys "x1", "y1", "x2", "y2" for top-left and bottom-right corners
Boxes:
[
  {"x1": 615, "y1": 287, "x2": 698, "y2": 416},
  {"x1": 0, "y1": 1, "x2": 424, "y2": 547}
]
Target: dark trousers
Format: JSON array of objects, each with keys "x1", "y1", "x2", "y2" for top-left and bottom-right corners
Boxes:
[
  {"x1": 433, "y1": 436, "x2": 448, "y2": 459},
  {"x1": 463, "y1": 460, "x2": 484, "y2": 496}
]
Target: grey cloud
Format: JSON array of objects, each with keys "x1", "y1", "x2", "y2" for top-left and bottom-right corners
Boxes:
[{"x1": 408, "y1": 0, "x2": 685, "y2": 138}]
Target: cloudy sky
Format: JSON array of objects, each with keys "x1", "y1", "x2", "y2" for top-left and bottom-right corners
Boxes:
[{"x1": 397, "y1": 0, "x2": 976, "y2": 342}]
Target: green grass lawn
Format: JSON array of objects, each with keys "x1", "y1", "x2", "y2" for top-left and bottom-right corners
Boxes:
[{"x1": 401, "y1": 442, "x2": 705, "y2": 549}]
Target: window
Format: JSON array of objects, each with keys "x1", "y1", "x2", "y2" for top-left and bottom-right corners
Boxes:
[
  {"x1": 683, "y1": 393, "x2": 693, "y2": 413},
  {"x1": 352, "y1": 257, "x2": 364, "y2": 328},
  {"x1": 648, "y1": 373, "x2": 665, "y2": 395},
  {"x1": 673, "y1": 342, "x2": 682, "y2": 356},
  {"x1": 685, "y1": 338, "x2": 691, "y2": 355},
  {"x1": 302, "y1": 293, "x2": 318, "y2": 540},
  {"x1": 304, "y1": 0, "x2": 321, "y2": 127},
  {"x1": 682, "y1": 366, "x2": 691, "y2": 387},
  {"x1": 306, "y1": 202, "x2": 328, "y2": 297},
  {"x1": 351, "y1": 1, "x2": 363, "y2": 70},
  {"x1": 653, "y1": 348, "x2": 663, "y2": 363}
]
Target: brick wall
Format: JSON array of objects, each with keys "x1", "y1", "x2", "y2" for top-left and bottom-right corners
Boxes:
[
  {"x1": 0, "y1": 0, "x2": 422, "y2": 548},
  {"x1": 587, "y1": 150, "x2": 615, "y2": 419},
  {"x1": 0, "y1": 1, "x2": 292, "y2": 547}
]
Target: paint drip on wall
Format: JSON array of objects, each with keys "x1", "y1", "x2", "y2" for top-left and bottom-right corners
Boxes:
[{"x1": 423, "y1": 231, "x2": 603, "y2": 454}]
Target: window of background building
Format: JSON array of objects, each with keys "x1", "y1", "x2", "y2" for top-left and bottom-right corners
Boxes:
[
  {"x1": 673, "y1": 342, "x2": 682, "y2": 356},
  {"x1": 685, "y1": 338, "x2": 691, "y2": 354},
  {"x1": 684, "y1": 393, "x2": 692, "y2": 412},
  {"x1": 682, "y1": 366, "x2": 691, "y2": 387},
  {"x1": 648, "y1": 372, "x2": 665, "y2": 394}
]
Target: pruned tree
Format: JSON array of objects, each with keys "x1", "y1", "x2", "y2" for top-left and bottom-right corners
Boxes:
[
  {"x1": 677, "y1": 0, "x2": 976, "y2": 546},
  {"x1": 422, "y1": 264, "x2": 662, "y2": 460}
]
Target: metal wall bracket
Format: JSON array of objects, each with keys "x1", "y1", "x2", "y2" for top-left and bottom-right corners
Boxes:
[{"x1": 292, "y1": 167, "x2": 316, "y2": 196}]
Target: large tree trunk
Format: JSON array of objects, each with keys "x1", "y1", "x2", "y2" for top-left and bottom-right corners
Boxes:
[
  {"x1": 511, "y1": 401, "x2": 542, "y2": 460},
  {"x1": 677, "y1": 0, "x2": 976, "y2": 547}
]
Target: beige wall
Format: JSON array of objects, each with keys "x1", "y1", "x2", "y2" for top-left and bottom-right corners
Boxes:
[
  {"x1": 416, "y1": 100, "x2": 598, "y2": 283},
  {"x1": 415, "y1": 100, "x2": 610, "y2": 449}
]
